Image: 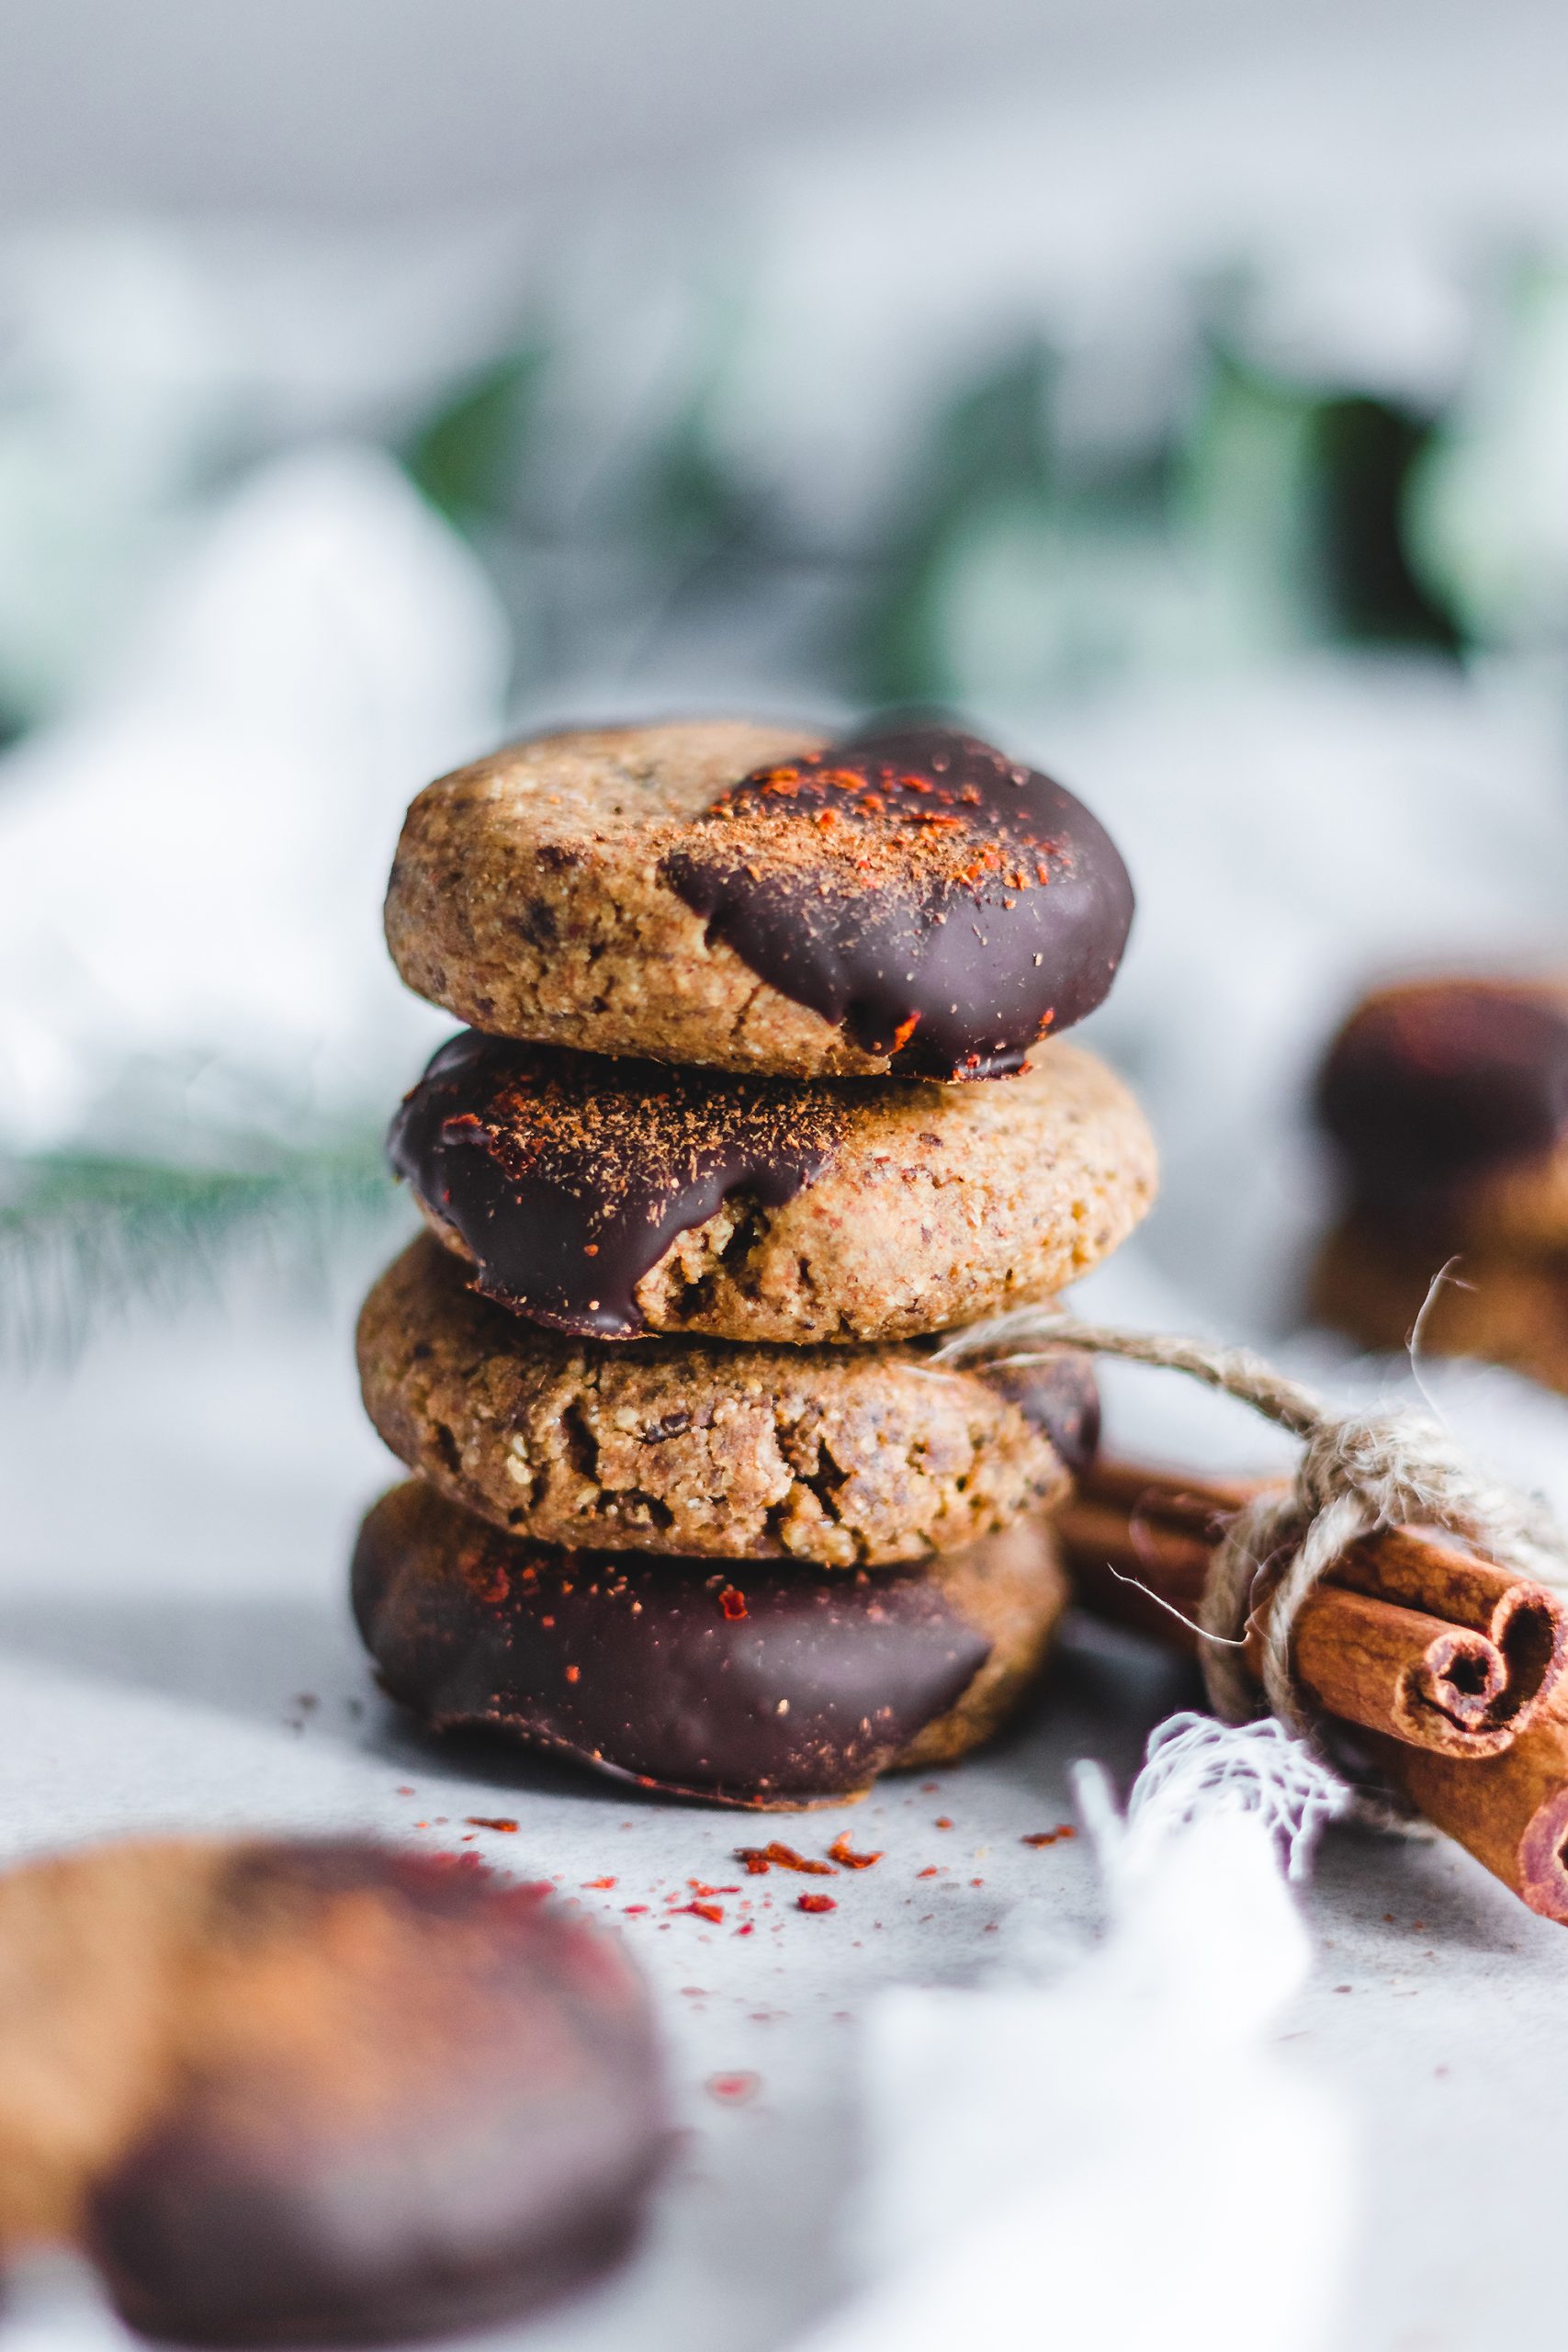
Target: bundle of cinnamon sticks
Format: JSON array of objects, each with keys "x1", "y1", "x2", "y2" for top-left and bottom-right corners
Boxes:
[{"x1": 1057, "y1": 1460, "x2": 1568, "y2": 1922}]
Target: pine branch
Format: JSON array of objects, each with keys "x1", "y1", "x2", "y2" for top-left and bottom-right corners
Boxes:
[{"x1": 0, "y1": 1136, "x2": 400, "y2": 1364}]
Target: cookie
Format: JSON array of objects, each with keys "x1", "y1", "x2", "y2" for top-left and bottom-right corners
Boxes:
[
  {"x1": 356, "y1": 1236, "x2": 1096, "y2": 1567},
  {"x1": 0, "y1": 1836, "x2": 665, "y2": 2345},
  {"x1": 389, "y1": 1029, "x2": 1156, "y2": 1343},
  {"x1": 1311, "y1": 1215, "x2": 1568, "y2": 1394},
  {"x1": 1318, "y1": 976, "x2": 1568, "y2": 1248},
  {"x1": 353, "y1": 1478, "x2": 1071, "y2": 1808},
  {"x1": 385, "y1": 718, "x2": 1134, "y2": 1081}
]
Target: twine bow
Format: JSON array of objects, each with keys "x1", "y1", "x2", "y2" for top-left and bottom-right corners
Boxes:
[{"x1": 933, "y1": 1310, "x2": 1568, "y2": 1783}]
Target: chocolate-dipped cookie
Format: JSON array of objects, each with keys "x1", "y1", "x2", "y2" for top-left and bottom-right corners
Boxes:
[
  {"x1": 1311, "y1": 1214, "x2": 1568, "y2": 1395},
  {"x1": 0, "y1": 1837, "x2": 665, "y2": 2346},
  {"x1": 385, "y1": 718, "x2": 1134, "y2": 1081},
  {"x1": 357, "y1": 1237, "x2": 1095, "y2": 1567},
  {"x1": 389, "y1": 1030, "x2": 1156, "y2": 1344},
  {"x1": 354, "y1": 1479, "x2": 1072, "y2": 1807},
  {"x1": 1318, "y1": 977, "x2": 1568, "y2": 1249}
]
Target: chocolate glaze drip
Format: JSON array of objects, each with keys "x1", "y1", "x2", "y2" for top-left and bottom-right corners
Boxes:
[
  {"x1": 662, "y1": 720, "x2": 1134, "y2": 1079},
  {"x1": 353, "y1": 1484, "x2": 993, "y2": 1806},
  {"x1": 88, "y1": 1840, "x2": 665, "y2": 2347},
  {"x1": 1319, "y1": 982, "x2": 1568, "y2": 1217},
  {"x1": 389, "y1": 1033, "x2": 846, "y2": 1339}
]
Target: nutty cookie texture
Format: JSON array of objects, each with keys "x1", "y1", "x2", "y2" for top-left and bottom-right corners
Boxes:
[
  {"x1": 1318, "y1": 976, "x2": 1568, "y2": 1248},
  {"x1": 354, "y1": 1479, "x2": 1072, "y2": 1807},
  {"x1": 389, "y1": 1029, "x2": 1156, "y2": 1342},
  {"x1": 0, "y1": 1837, "x2": 665, "y2": 2346},
  {"x1": 356, "y1": 1236, "x2": 1095, "y2": 1567},
  {"x1": 385, "y1": 717, "x2": 1134, "y2": 1080}
]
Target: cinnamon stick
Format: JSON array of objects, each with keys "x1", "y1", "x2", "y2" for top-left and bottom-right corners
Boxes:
[
  {"x1": 1058, "y1": 1462, "x2": 1568, "y2": 1760},
  {"x1": 1370, "y1": 1710, "x2": 1568, "y2": 1925}
]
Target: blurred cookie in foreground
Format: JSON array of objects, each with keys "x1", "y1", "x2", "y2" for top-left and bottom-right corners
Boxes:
[
  {"x1": 353, "y1": 1479, "x2": 1072, "y2": 1808},
  {"x1": 390, "y1": 1029, "x2": 1156, "y2": 1344},
  {"x1": 385, "y1": 718, "x2": 1134, "y2": 1080},
  {"x1": 1311, "y1": 1216, "x2": 1568, "y2": 1395},
  {"x1": 1317, "y1": 975, "x2": 1568, "y2": 1250},
  {"x1": 0, "y1": 1836, "x2": 666, "y2": 2346},
  {"x1": 357, "y1": 1235, "x2": 1094, "y2": 1567}
]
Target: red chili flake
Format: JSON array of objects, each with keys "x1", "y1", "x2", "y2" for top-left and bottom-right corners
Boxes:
[
  {"x1": 826, "y1": 1835, "x2": 882, "y2": 1870},
  {"x1": 733, "y1": 1922, "x2": 755, "y2": 1938},
  {"x1": 565, "y1": 1664, "x2": 581, "y2": 1683},
  {"x1": 581, "y1": 1876, "x2": 616, "y2": 1890},
  {"x1": 395, "y1": 1785, "x2": 415, "y2": 1795},
  {"x1": 934, "y1": 1816, "x2": 953, "y2": 1830},
  {"x1": 676, "y1": 1901, "x2": 725, "y2": 1924},
  {"x1": 623, "y1": 1904, "x2": 649, "y2": 1915},
  {"x1": 719, "y1": 1585, "x2": 749, "y2": 1622},
  {"x1": 706, "y1": 2071, "x2": 761, "y2": 2104},
  {"x1": 735, "y1": 1841, "x2": 836, "y2": 1876},
  {"x1": 583, "y1": 1243, "x2": 599, "y2": 1256},
  {"x1": 916, "y1": 1866, "x2": 939, "y2": 1880},
  {"x1": 890, "y1": 1013, "x2": 920, "y2": 1052},
  {"x1": 465, "y1": 1816, "x2": 520, "y2": 1832},
  {"x1": 796, "y1": 1894, "x2": 837, "y2": 1915},
  {"x1": 920, "y1": 1782, "x2": 940, "y2": 1792},
  {"x1": 1021, "y1": 1826, "x2": 1076, "y2": 1848}
]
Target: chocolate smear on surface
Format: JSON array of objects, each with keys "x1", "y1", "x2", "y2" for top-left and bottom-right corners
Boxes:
[
  {"x1": 353, "y1": 1484, "x2": 992, "y2": 1808},
  {"x1": 662, "y1": 719, "x2": 1134, "y2": 1080},
  {"x1": 1319, "y1": 982, "x2": 1568, "y2": 1216},
  {"x1": 389, "y1": 1033, "x2": 847, "y2": 1339}
]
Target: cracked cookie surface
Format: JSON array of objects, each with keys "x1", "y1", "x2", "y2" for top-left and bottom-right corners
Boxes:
[
  {"x1": 356, "y1": 1237, "x2": 1089, "y2": 1566},
  {"x1": 384, "y1": 718, "x2": 1133, "y2": 1080},
  {"x1": 390, "y1": 1030, "x2": 1156, "y2": 1343}
]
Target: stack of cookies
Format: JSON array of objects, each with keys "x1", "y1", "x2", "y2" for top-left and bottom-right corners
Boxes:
[
  {"x1": 351, "y1": 719, "x2": 1156, "y2": 1808},
  {"x1": 1313, "y1": 975, "x2": 1568, "y2": 1394}
]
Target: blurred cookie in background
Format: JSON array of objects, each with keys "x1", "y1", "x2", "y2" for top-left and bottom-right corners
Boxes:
[
  {"x1": 1311, "y1": 975, "x2": 1568, "y2": 1388},
  {"x1": 0, "y1": 1835, "x2": 667, "y2": 2346}
]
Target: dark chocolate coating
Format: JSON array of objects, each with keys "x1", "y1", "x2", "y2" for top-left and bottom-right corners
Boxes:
[
  {"x1": 982, "y1": 1351, "x2": 1100, "y2": 1478},
  {"x1": 1318, "y1": 982, "x2": 1568, "y2": 1216},
  {"x1": 662, "y1": 720, "x2": 1134, "y2": 1080},
  {"x1": 352, "y1": 1485, "x2": 992, "y2": 1806},
  {"x1": 87, "y1": 1841, "x2": 666, "y2": 2347},
  {"x1": 388, "y1": 1031, "x2": 844, "y2": 1338}
]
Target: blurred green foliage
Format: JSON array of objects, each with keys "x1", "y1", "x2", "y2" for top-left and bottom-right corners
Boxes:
[{"x1": 1, "y1": 1136, "x2": 395, "y2": 1362}]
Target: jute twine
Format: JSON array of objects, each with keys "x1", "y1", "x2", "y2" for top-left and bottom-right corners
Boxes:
[{"x1": 932, "y1": 1308, "x2": 1568, "y2": 1815}]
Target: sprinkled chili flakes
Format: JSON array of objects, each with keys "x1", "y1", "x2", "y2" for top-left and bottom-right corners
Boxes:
[
  {"x1": 706, "y1": 2071, "x2": 761, "y2": 2105},
  {"x1": 581, "y1": 1876, "x2": 616, "y2": 1890},
  {"x1": 934, "y1": 1816, "x2": 953, "y2": 1830},
  {"x1": 1021, "y1": 1826, "x2": 1075, "y2": 1848},
  {"x1": 796, "y1": 1894, "x2": 837, "y2": 1916},
  {"x1": 827, "y1": 1834, "x2": 882, "y2": 1870},
  {"x1": 676, "y1": 1901, "x2": 725, "y2": 1924},
  {"x1": 718, "y1": 1584, "x2": 749, "y2": 1622},
  {"x1": 735, "y1": 1840, "x2": 835, "y2": 1876},
  {"x1": 465, "y1": 1816, "x2": 520, "y2": 1833}
]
